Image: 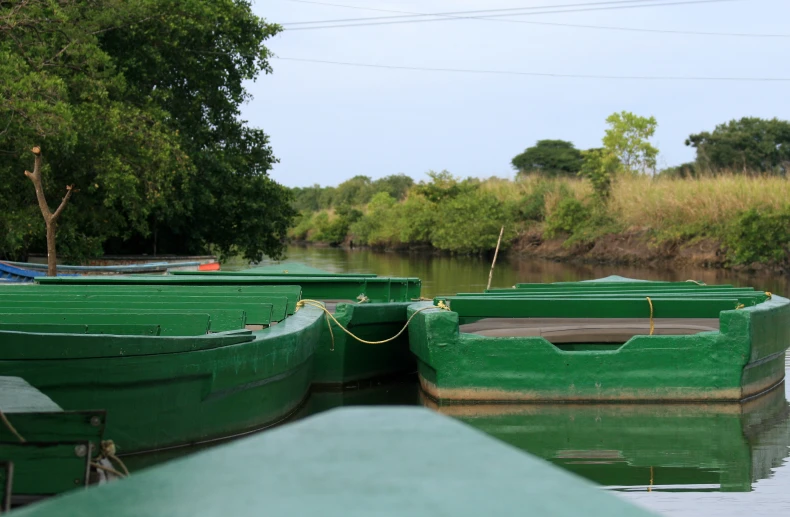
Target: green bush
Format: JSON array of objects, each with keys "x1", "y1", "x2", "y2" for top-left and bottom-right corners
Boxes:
[
  {"x1": 430, "y1": 190, "x2": 513, "y2": 253},
  {"x1": 544, "y1": 198, "x2": 591, "y2": 237},
  {"x1": 725, "y1": 208, "x2": 790, "y2": 265}
]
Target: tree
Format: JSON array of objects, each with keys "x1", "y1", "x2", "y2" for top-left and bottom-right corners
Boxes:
[
  {"x1": 372, "y1": 174, "x2": 414, "y2": 200},
  {"x1": 686, "y1": 117, "x2": 790, "y2": 175},
  {"x1": 332, "y1": 176, "x2": 374, "y2": 207},
  {"x1": 23, "y1": 147, "x2": 75, "y2": 276},
  {"x1": 578, "y1": 149, "x2": 619, "y2": 200},
  {"x1": 1, "y1": 0, "x2": 293, "y2": 263},
  {"x1": 603, "y1": 112, "x2": 658, "y2": 175},
  {"x1": 511, "y1": 140, "x2": 584, "y2": 177}
]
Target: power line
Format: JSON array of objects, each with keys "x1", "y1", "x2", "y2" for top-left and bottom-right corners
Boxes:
[
  {"x1": 283, "y1": 0, "x2": 680, "y2": 25},
  {"x1": 281, "y1": 0, "x2": 788, "y2": 38},
  {"x1": 281, "y1": 0, "x2": 746, "y2": 31},
  {"x1": 274, "y1": 56, "x2": 790, "y2": 82}
]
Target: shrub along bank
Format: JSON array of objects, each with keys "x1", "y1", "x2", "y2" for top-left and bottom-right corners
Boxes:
[{"x1": 289, "y1": 172, "x2": 790, "y2": 270}]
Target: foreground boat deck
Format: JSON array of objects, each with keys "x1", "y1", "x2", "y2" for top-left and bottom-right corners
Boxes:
[{"x1": 11, "y1": 408, "x2": 657, "y2": 517}]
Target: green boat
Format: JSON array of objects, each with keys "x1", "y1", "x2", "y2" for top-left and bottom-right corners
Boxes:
[
  {"x1": 409, "y1": 277, "x2": 790, "y2": 402},
  {"x1": 10, "y1": 408, "x2": 656, "y2": 517},
  {"x1": 39, "y1": 264, "x2": 423, "y2": 387},
  {"x1": 423, "y1": 384, "x2": 790, "y2": 492},
  {"x1": 0, "y1": 377, "x2": 107, "y2": 507},
  {"x1": 0, "y1": 284, "x2": 323, "y2": 456}
]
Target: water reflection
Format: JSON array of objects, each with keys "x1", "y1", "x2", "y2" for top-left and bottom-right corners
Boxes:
[
  {"x1": 421, "y1": 384, "x2": 790, "y2": 493},
  {"x1": 245, "y1": 245, "x2": 790, "y2": 298}
]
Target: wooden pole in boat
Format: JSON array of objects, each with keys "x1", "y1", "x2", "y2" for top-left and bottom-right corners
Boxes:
[{"x1": 486, "y1": 227, "x2": 505, "y2": 291}]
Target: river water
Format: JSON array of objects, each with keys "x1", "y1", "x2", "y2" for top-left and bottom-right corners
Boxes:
[{"x1": 251, "y1": 245, "x2": 790, "y2": 517}]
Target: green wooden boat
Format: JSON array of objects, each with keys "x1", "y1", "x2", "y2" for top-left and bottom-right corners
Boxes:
[
  {"x1": 38, "y1": 265, "x2": 423, "y2": 387},
  {"x1": 409, "y1": 277, "x2": 790, "y2": 402},
  {"x1": 10, "y1": 408, "x2": 656, "y2": 517},
  {"x1": 0, "y1": 284, "x2": 323, "y2": 456},
  {"x1": 423, "y1": 384, "x2": 790, "y2": 492},
  {"x1": 0, "y1": 377, "x2": 107, "y2": 506}
]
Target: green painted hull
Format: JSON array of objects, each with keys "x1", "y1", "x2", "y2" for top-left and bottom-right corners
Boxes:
[
  {"x1": 409, "y1": 280, "x2": 790, "y2": 402},
  {"x1": 313, "y1": 303, "x2": 416, "y2": 387},
  {"x1": 0, "y1": 306, "x2": 323, "y2": 455},
  {"x1": 424, "y1": 384, "x2": 790, "y2": 492}
]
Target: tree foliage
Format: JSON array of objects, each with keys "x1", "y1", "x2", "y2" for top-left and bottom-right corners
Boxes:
[
  {"x1": 511, "y1": 140, "x2": 584, "y2": 177},
  {"x1": 603, "y1": 111, "x2": 658, "y2": 175},
  {"x1": 0, "y1": 0, "x2": 293, "y2": 262},
  {"x1": 686, "y1": 117, "x2": 790, "y2": 175}
]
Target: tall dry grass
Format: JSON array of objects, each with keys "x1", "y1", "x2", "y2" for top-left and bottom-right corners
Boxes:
[{"x1": 609, "y1": 174, "x2": 790, "y2": 231}]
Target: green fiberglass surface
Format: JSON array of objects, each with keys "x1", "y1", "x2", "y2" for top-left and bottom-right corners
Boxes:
[{"x1": 12, "y1": 408, "x2": 656, "y2": 517}]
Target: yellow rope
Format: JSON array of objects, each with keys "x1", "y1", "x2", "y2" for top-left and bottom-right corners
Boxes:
[
  {"x1": 646, "y1": 297, "x2": 654, "y2": 336},
  {"x1": 648, "y1": 466, "x2": 654, "y2": 492},
  {"x1": 736, "y1": 304, "x2": 745, "y2": 310},
  {"x1": 99, "y1": 440, "x2": 129, "y2": 477},
  {"x1": 766, "y1": 292, "x2": 772, "y2": 299},
  {"x1": 296, "y1": 299, "x2": 449, "y2": 349},
  {"x1": 0, "y1": 410, "x2": 25, "y2": 443},
  {"x1": 91, "y1": 461, "x2": 127, "y2": 479}
]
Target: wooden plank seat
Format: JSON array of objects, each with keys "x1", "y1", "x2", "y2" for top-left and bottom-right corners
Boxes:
[
  {"x1": 0, "y1": 323, "x2": 163, "y2": 335},
  {"x1": 0, "y1": 313, "x2": 211, "y2": 336},
  {"x1": 0, "y1": 294, "x2": 291, "y2": 322},
  {"x1": 460, "y1": 318, "x2": 720, "y2": 342},
  {"x1": 440, "y1": 297, "x2": 746, "y2": 319},
  {"x1": 0, "y1": 307, "x2": 246, "y2": 332}
]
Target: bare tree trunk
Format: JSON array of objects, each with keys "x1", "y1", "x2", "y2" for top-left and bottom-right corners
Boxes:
[{"x1": 24, "y1": 147, "x2": 76, "y2": 277}]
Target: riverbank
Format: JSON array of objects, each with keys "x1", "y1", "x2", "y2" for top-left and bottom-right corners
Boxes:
[{"x1": 289, "y1": 173, "x2": 790, "y2": 272}]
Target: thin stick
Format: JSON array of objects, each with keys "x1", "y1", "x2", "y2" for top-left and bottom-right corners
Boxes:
[{"x1": 486, "y1": 226, "x2": 505, "y2": 291}]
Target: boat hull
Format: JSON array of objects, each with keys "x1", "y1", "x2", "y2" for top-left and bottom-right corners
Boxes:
[
  {"x1": 409, "y1": 295, "x2": 790, "y2": 403},
  {"x1": 312, "y1": 303, "x2": 416, "y2": 387},
  {"x1": 0, "y1": 306, "x2": 323, "y2": 456}
]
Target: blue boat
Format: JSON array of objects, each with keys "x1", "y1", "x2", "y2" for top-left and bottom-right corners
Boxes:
[{"x1": 0, "y1": 262, "x2": 45, "y2": 283}]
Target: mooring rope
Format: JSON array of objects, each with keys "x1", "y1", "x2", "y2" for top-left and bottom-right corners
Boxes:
[
  {"x1": 99, "y1": 440, "x2": 130, "y2": 477},
  {"x1": 0, "y1": 410, "x2": 26, "y2": 443},
  {"x1": 646, "y1": 297, "x2": 655, "y2": 336},
  {"x1": 685, "y1": 280, "x2": 707, "y2": 286},
  {"x1": 296, "y1": 299, "x2": 449, "y2": 351}
]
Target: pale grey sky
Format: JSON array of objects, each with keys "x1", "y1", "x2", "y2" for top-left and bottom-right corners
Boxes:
[{"x1": 246, "y1": 0, "x2": 790, "y2": 188}]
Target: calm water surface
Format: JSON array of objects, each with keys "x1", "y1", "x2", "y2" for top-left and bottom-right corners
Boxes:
[{"x1": 250, "y1": 246, "x2": 790, "y2": 517}]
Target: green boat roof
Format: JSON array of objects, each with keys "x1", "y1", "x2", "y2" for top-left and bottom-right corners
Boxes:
[
  {"x1": 13, "y1": 408, "x2": 655, "y2": 517},
  {"x1": 0, "y1": 377, "x2": 61, "y2": 413}
]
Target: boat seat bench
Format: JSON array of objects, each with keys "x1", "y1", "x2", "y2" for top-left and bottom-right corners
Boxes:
[
  {"x1": 0, "y1": 298, "x2": 286, "y2": 324},
  {"x1": 0, "y1": 307, "x2": 247, "y2": 332},
  {"x1": 0, "y1": 294, "x2": 296, "y2": 320},
  {"x1": 460, "y1": 317, "x2": 720, "y2": 342},
  {"x1": 439, "y1": 297, "x2": 747, "y2": 319},
  {"x1": 0, "y1": 323, "x2": 164, "y2": 335},
  {"x1": 0, "y1": 313, "x2": 211, "y2": 336}
]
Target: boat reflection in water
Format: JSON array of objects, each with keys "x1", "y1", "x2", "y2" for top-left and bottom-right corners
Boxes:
[{"x1": 422, "y1": 384, "x2": 790, "y2": 493}]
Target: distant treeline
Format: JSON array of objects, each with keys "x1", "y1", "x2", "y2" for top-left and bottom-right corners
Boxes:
[{"x1": 289, "y1": 115, "x2": 790, "y2": 267}]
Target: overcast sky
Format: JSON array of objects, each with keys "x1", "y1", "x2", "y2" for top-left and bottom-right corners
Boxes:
[{"x1": 246, "y1": 0, "x2": 790, "y2": 188}]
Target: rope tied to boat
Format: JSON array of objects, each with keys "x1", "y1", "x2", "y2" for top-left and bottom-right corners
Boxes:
[
  {"x1": 90, "y1": 440, "x2": 130, "y2": 479},
  {"x1": 685, "y1": 280, "x2": 706, "y2": 286},
  {"x1": 295, "y1": 299, "x2": 449, "y2": 351},
  {"x1": 0, "y1": 410, "x2": 26, "y2": 443},
  {"x1": 646, "y1": 297, "x2": 654, "y2": 336},
  {"x1": 766, "y1": 292, "x2": 772, "y2": 299}
]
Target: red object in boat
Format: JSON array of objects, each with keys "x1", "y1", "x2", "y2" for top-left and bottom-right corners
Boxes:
[{"x1": 198, "y1": 262, "x2": 221, "y2": 271}]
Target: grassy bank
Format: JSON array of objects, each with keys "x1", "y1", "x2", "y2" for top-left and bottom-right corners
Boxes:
[{"x1": 289, "y1": 173, "x2": 790, "y2": 269}]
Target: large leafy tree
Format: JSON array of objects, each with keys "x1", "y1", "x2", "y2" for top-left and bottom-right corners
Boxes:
[
  {"x1": 511, "y1": 140, "x2": 583, "y2": 177},
  {"x1": 1, "y1": 0, "x2": 190, "y2": 260},
  {"x1": 0, "y1": 0, "x2": 292, "y2": 262},
  {"x1": 686, "y1": 117, "x2": 790, "y2": 175}
]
